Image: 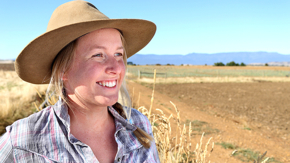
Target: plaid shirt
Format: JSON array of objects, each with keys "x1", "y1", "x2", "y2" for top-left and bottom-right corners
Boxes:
[{"x1": 0, "y1": 100, "x2": 160, "y2": 163}]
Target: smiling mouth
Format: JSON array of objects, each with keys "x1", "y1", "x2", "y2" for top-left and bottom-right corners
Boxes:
[{"x1": 97, "y1": 80, "x2": 117, "y2": 88}]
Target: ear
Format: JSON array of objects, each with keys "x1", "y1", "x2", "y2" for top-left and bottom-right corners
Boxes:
[{"x1": 61, "y1": 72, "x2": 68, "y2": 81}]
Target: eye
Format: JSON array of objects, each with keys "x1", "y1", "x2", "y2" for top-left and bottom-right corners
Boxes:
[
  {"x1": 92, "y1": 53, "x2": 103, "y2": 57},
  {"x1": 114, "y1": 53, "x2": 123, "y2": 57}
]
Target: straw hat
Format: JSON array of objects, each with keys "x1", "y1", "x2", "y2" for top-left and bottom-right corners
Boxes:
[{"x1": 15, "y1": 1, "x2": 156, "y2": 84}]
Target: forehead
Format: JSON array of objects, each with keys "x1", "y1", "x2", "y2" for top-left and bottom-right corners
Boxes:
[{"x1": 76, "y1": 28, "x2": 123, "y2": 50}]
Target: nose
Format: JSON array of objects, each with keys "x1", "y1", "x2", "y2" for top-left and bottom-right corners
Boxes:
[{"x1": 105, "y1": 56, "x2": 124, "y2": 75}]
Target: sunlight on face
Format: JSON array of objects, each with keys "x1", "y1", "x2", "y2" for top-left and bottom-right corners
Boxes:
[{"x1": 63, "y1": 28, "x2": 126, "y2": 108}]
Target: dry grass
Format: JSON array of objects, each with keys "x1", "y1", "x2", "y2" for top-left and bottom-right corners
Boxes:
[
  {"x1": 138, "y1": 104, "x2": 214, "y2": 163},
  {"x1": 0, "y1": 70, "x2": 47, "y2": 135},
  {"x1": 136, "y1": 76, "x2": 290, "y2": 84}
]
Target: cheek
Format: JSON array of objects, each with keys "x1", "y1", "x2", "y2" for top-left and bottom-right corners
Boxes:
[
  {"x1": 120, "y1": 62, "x2": 126, "y2": 77},
  {"x1": 74, "y1": 61, "x2": 95, "y2": 77},
  {"x1": 67, "y1": 58, "x2": 83, "y2": 76},
  {"x1": 65, "y1": 63, "x2": 90, "y2": 86}
]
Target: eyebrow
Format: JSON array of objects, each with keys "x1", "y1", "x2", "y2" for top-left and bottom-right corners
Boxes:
[{"x1": 93, "y1": 46, "x2": 124, "y2": 50}]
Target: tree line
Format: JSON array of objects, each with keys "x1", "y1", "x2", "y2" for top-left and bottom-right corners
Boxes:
[
  {"x1": 128, "y1": 61, "x2": 248, "y2": 66},
  {"x1": 214, "y1": 61, "x2": 246, "y2": 66}
]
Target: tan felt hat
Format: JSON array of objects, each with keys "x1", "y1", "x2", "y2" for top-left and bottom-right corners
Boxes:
[{"x1": 15, "y1": 1, "x2": 156, "y2": 84}]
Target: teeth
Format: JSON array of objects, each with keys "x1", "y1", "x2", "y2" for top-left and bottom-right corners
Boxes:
[{"x1": 98, "y1": 80, "x2": 116, "y2": 87}]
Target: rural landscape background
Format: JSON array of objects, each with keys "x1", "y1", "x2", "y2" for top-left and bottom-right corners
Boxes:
[
  {"x1": 1, "y1": 0, "x2": 290, "y2": 162},
  {"x1": 1, "y1": 60, "x2": 289, "y2": 162}
]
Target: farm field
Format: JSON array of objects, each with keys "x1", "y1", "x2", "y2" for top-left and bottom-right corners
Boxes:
[
  {"x1": 154, "y1": 82, "x2": 290, "y2": 140},
  {"x1": 127, "y1": 81, "x2": 290, "y2": 162},
  {"x1": 126, "y1": 66, "x2": 290, "y2": 162},
  {"x1": 128, "y1": 65, "x2": 290, "y2": 78},
  {"x1": 0, "y1": 63, "x2": 14, "y2": 71}
]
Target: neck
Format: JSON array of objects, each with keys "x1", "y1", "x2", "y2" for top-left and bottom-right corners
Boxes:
[
  {"x1": 67, "y1": 99, "x2": 114, "y2": 134},
  {"x1": 67, "y1": 100, "x2": 118, "y2": 162}
]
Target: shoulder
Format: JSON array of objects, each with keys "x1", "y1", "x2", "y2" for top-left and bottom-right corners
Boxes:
[
  {"x1": 130, "y1": 108, "x2": 152, "y2": 134},
  {"x1": 8, "y1": 106, "x2": 53, "y2": 131},
  {"x1": 0, "y1": 108, "x2": 54, "y2": 162},
  {"x1": 128, "y1": 109, "x2": 160, "y2": 162},
  {"x1": 6, "y1": 106, "x2": 54, "y2": 147},
  {"x1": 130, "y1": 108, "x2": 150, "y2": 125}
]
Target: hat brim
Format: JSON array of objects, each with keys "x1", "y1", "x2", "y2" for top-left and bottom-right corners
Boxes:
[{"x1": 15, "y1": 19, "x2": 156, "y2": 84}]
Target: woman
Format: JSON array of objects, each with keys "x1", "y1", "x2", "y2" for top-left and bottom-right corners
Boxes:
[{"x1": 0, "y1": 1, "x2": 159, "y2": 162}]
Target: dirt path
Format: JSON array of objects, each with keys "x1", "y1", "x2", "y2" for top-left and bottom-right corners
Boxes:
[{"x1": 127, "y1": 80, "x2": 290, "y2": 163}]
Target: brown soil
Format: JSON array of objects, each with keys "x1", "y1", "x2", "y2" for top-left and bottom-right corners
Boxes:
[
  {"x1": 127, "y1": 80, "x2": 290, "y2": 163},
  {"x1": 0, "y1": 63, "x2": 15, "y2": 71}
]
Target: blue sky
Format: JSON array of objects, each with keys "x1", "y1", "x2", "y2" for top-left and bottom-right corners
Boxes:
[{"x1": 1, "y1": 0, "x2": 290, "y2": 60}]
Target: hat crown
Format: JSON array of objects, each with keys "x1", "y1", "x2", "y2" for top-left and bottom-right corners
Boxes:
[
  {"x1": 16, "y1": 0, "x2": 156, "y2": 84},
  {"x1": 47, "y1": 1, "x2": 109, "y2": 32}
]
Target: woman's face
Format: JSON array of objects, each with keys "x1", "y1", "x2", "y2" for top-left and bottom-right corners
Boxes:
[{"x1": 63, "y1": 28, "x2": 126, "y2": 108}]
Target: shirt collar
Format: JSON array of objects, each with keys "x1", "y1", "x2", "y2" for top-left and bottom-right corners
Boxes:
[
  {"x1": 52, "y1": 100, "x2": 137, "y2": 131},
  {"x1": 52, "y1": 99, "x2": 71, "y2": 131},
  {"x1": 107, "y1": 106, "x2": 136, "y2": 131},
  {"x1": 52, "y1": 99, "x2": 141, "y2": 153}
]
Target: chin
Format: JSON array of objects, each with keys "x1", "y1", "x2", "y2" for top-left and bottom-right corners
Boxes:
[
  {"x1": 95, "y1": 96, "x2": 118, "y2": 107},
  {"x1": 105, "y1": 100, "x2": 118, "y2": 107}
]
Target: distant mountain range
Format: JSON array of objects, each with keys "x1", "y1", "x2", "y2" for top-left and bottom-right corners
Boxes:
[
  {"x1": 1, "y1": 52, "x2": 290, "y2": 66},
  {"x1": 0, "y1": 60, "x2": 14, "y2": 63},
  {"x1": 128, "y1": 52, "x2": 290, "y2": 66}
]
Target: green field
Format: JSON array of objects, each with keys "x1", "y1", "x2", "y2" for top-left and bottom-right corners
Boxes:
[{"x1": 127, "y1": 66, "x2": 290, "y2": 78}]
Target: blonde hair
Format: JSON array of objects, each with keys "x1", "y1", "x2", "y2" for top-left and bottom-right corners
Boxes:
[{"x1": 47, "y1": 40, "x2": 77, "y2": 103}]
